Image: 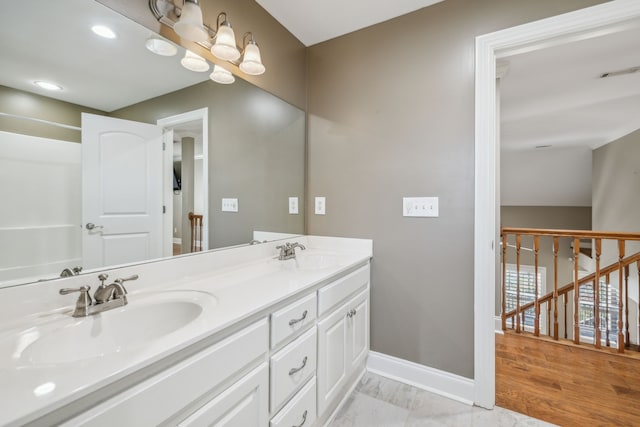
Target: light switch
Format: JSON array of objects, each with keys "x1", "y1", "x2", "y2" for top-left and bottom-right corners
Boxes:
[
  {"x1": 315, "y1": 196, "x2": 326, "y2": 215},
  {"x1": 289, "y1": 197, "x2": 299, "y2": 214},
  {"x1": 403, "y1": 197, "x2": 439, "y2": 217},
  {"x1": 222, "y1": 198, "x2": 238, "y2": 212}
]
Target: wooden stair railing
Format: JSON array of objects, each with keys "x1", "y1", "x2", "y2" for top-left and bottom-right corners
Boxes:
[
  {"x1": 188, "y1": 212, "x2": 203, "y2": 252},
  {"x1": 501, "y1": 227, "x2": 640, "y2": 353}
]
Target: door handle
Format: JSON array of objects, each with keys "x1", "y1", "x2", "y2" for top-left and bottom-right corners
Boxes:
[{"x1": 86, "y1": 223, "x2": 104, "y2": 231}]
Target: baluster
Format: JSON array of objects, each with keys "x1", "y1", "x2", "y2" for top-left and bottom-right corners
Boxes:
[
  {"x1": 501, "y1": 233, "x2": 507, "y2": 331},
  {"x1": 553, "y1": 237, "x2": 559, "y2": 340},
  {"x1": 547, "y1": 303, "x2": 551, "y2": 336},
  {"x1": 618, "y1": 240, "x2": 625, "y2": 353},
  {"x1": 625, "y1": 265, "x2": 630, "y2": 347},
  {"x1": 534, "y1": 236, "x2": 540, "y2": 336},
  {"x1": 594, "y1": 239, "x2": 602, "y2": 349},
  {"x1": 606, "y1": 273, "x2": 610, "y2": 347},
  {"x1": 564, "y1": 294, "x2": 568, "y2": 339},
  {"x1": 637, "y1": 261, "x2": 640, "y2": 352},
  {"x1": 573, "y1": 238, "x2": 580, "y2": 344},
  {"x1": 516, "y1": 235, "x2": 522, "y2": 334}
]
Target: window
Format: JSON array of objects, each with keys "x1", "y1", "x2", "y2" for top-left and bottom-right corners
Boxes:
[
  {"x1": 504, "y1": 264, "x2": 545, "y2": 331},
  {"x1": 579, "y1": 279, "x2": 619, "y2": 346}
]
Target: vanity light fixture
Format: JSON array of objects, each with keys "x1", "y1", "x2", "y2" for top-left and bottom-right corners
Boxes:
[
  {"x1": 145, "y1": 37, "x2": 178, "y2": 56},
  {"x1": 173, "y1": 0, "x2": 208, "y2": 43},
  {"x1": 210, "y1": 13, "x2": 240, "y2": 61},
  {"x1": 180, "y1": 50, "x2": 209, "y2": 72},
  {"x1": 91, "y1": 25, "x2": 117, "y2": 39},
  {"x1": 34, "y1": 81, "x2": 63, "y2": 91},
  {"x1": 210, "y1": 65, "x2": 235, "y2": 84},
  {"x1": 149, "y1": 1, "x2": 267, "y2": 80},
  {"x1": 239, "y1": 33, "x2": 265, "y2": 76}
]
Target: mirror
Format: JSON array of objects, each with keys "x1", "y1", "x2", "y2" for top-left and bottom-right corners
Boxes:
[{"x1": 0, "y1": 0, "x2": 305, "y2": 288}]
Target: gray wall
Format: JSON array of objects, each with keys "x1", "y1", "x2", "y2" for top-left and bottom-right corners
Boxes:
[
  {"x1": 501, "y1": 206, "x2": 592, "y2": 338},
  {"x1": 593, "y1": 129, "x2": 640, "y2": 346},
  {"x1": 306, "y1": 0, "x2": 607, "y2": 378},
  {"x1": 0, "y1": 85, "x2": 105, "y2": 142},
  {"x1": 111, "y1": 78, "x2": 305, "y2": 249}
]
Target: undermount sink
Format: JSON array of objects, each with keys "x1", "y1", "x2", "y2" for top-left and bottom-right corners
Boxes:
[
  {"x1": 282, "y1": 253, "x2": 341, "y2": 271},
  {"x1": 4, "y1": 290, "x2": 217, "y2": 366}
]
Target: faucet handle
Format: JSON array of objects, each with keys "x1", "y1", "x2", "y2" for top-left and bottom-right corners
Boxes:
[
  {"x1": 59, "y1": 285, "x2": 91, "y2": 295},
  {"x1": 113, "y1": 274, "x2": 139, "y2": 294}
]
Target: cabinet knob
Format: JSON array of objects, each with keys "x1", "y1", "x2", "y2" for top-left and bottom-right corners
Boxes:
[{"x1": 347, "y1": 308, "x2": 357, "y2": 318}]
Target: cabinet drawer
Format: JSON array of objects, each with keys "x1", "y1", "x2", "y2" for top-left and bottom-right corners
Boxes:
[
  {"x1": 318, "y1": 265, "x2": 369, "y2": 316},
  {"x1": 63, "y1": 319, "x2": 269, "y2": 427},
  {"x1": 270, "y1": 377, "x2": 317, "y2": 427},
  {"x1": 271, "y1": 292, "x2": 317, "y2": 349},
  {"x1": 178, "y1": 363, "x2": 269, "y2": 427},
  {"x1": 270, "y1": 327, "x2": 317, "y2": 412}
]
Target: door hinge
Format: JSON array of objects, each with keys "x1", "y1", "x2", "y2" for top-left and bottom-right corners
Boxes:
[
  {"x1": 162, "y1": 142, "x2": 166, "y2": 151},
  {"x1": 163, "y1": 205, "x2": 166, "y2": 214}
]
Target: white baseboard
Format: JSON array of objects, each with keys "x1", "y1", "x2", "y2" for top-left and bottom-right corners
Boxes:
[
  {"x1": 366, "y1": 351, "x2": 474, "y2": 405},
  {"x1": 495, "y1": 316, "x2": 504, "y2": 334}
]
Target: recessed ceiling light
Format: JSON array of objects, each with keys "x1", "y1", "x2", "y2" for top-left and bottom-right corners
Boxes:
[
  {"x1": 145, "y1": 37, "x2": 178, "y2": 56},
  {"x1": 91, "y1": 25, "x2": 117, "y2": 39},
  {"x1": 34, "y1": 81, "x2": 63, "y2": 91}
]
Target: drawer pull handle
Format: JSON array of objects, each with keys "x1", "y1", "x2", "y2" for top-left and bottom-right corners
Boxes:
[
  {"x1": 289, "y1": 356, "x2": 308, "y2": 376},
  {"x1": 292, "y1": 410, "x2": 308, "y2": 427},
  {"x1": 347, "y1": 308, "x2": 357, "y2": 318},
  {"x1": 289, "y1": 310, "x2": 308, "y2": 326}
]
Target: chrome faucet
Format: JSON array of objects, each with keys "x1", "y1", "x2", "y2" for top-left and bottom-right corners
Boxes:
[
  {"x1": 275, "y1": 242, "x2": 306, "y2": 260},
  {"x1": 60, "y1": 266, "x2": 83, "y2": 277},
  {"x1": 250, "y1": 239, "x2": 266, "y2": 245},
  {"x1": 59, "y1": 273, "x2": 139, "y2": 317}
]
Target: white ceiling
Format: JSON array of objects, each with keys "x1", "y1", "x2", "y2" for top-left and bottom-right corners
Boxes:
[
  {"x1": 255, "y1": 0, "x2": 445, "y2": 46},
  {"x1": 500, "y1": 22, "x2": 640, "y2": 207},
  {"x1": 0, "y1": 0, "x2": 210, "y2": 112}
]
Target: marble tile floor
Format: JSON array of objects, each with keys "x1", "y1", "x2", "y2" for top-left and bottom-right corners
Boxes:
[{"x1": 328, "y1": 373, "x2": 557, "y2": 427}]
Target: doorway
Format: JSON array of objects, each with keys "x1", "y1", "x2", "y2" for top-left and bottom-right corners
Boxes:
[
  {"x1": 473, "y1": 1, "x2": 640, "y2": 409},
  {"x1": 157, "y1": 108, "x2": 209, "y2": 257}
]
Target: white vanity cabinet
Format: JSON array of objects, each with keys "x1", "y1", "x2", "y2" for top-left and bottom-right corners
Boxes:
[
  {"x1": 317, "y1": 266, "x2": 370, "y2": 417},
  {"x1": 62, "y1": 320, "x2": 269, "y2": 427}
]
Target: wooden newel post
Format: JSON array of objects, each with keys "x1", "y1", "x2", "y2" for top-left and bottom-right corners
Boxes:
[
  {"x1": 618, "y1": 240, "x2": 625, "y2": 353},
  {"x1": 516, "y1": 234, "x2": 522, "y2": 334},
  {"x1": 501, "y1": 233, "x2": 507, "y2": 331},
  {"x1": 553, "y1": 237, "x2": 559, "y2": 340},
  {"x1": 573, "y1": 238, "x2": 580, "y2": 344},
  {"x1": 534, "y1": 235, "x2": 540, "y2": 337},
  {"x1": 594, "y1": 239, "x2": 602, "y2": 349}
]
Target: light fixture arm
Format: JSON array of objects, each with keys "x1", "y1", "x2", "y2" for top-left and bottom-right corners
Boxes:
[
  {"x1": 216, "y1": 12, "x2": 230, "y2": 32},
  {"x1": 242, "y1": 32, "x2": 256, "y2": 49}
]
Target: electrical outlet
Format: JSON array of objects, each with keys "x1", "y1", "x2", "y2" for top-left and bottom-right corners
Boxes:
[
  {"x1": 315, "y1": 196, "x2": 326, "y2": 215},
  {"x1": 403, "y1": 197, "x2": 439, "y2": 217},
  {"x1": 289, "y1": 197, "x2": 299, "y2": 214},
  {"x1": 222, "y1": 198, "x2": 238, "y2": 212}
]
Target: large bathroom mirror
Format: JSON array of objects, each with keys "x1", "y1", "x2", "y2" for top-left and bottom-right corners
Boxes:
[{"x1": 0, "y1": 0, "x2": 305, "y2": 288}]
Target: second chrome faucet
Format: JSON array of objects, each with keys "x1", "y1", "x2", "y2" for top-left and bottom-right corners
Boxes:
[
  {"x1": 59, "y1": 274, "x2": 139, "y2": 317},
  {"x1": 275, "y1": 242, "x2": 306, "y2": 260}
]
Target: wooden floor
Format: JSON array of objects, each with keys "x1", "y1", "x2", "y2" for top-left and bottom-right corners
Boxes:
[{"x1": 496, "y1": 331, "x2": 640, "y2": 426}]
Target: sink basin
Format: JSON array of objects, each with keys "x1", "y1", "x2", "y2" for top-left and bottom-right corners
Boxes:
[
  {"x1": 3, "y1": 290, "x2": 217, "y2": 366},
  {"x1": 282, "y1": 253, "x2": 341, "y2": 271}
]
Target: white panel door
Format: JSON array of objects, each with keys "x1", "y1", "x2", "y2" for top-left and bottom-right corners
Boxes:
[{"x1": 82, "y1": 113, "x2": 163, "y2": 269}]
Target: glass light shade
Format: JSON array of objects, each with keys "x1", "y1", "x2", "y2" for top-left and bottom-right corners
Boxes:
[
  {"x1": 211, "y1": 25, "x2": 240, "y2": 61},
  {"x1": 209, "y1": 65, "x2": 235, "y2": 84},
  {"x1": 145, "y1": 37, "x2": 178, "y2": 56},
  {"x1": 173, "y1": 1, "x2": 209, "y2": 43},
  {"x1": 239, "y1": 43, "x2": 265, "y2": 75},
  {"x1": 181, "y1": 50, "x2": 210, "y2": 72}
]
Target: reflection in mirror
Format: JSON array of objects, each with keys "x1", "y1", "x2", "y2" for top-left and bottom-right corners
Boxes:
[{"x1": 0, "y1": 0, "x2": 305, "y2": 288}]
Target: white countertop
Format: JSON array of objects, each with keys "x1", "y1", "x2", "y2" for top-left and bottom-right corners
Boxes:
[{"x1": 0, "y1": 236, "x2": 372, "y2": 427}]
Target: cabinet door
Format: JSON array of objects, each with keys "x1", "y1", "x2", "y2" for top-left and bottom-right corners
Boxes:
[
  {"x1": 178, "y1": 363, "x2": 269, "y2": 427},
  {"x1": 317, "y1": 300, "x2": 350, "y2": 415},
  {"x1": 348, "y1": 289, "x2": 369, "y2": 373}
]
